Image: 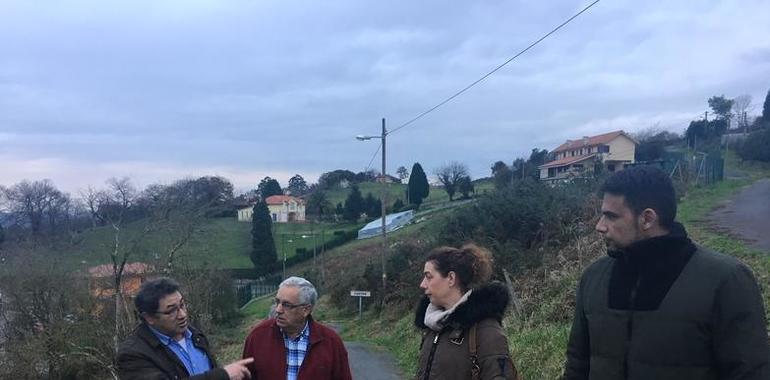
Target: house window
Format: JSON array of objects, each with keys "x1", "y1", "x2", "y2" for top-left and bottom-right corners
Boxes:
[
  {"x1": 607, "y1": 164, "x2": 616, "y2": 172},
  {"x1": 548, "y1": 168, "x2": 556, "y2": 177},
  {"x1": 573, "y1": 164, "x2": 584, "y2": 169},
  {"x1": 598, "y1": 145, "x2": 610, "y2": 153},
  {"x1": 272, "y1": 213, "x2": 277, "y2": 221}
]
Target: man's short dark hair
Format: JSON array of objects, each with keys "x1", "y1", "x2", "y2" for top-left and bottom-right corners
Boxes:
[
  {"x1": 135, "y1": 277, "x2": 181, "y2": 317},
  {"x1": 600, "y1": 165, "x2": 677, "y2": 229}
]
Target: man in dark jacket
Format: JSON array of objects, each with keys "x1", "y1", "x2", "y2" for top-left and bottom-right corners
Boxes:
[
  {"x1": 117, "y1": 277, "x2": 253, "y2": 380},
  {"x1": 241, "y1": 276, "x2": 352, "y2": 380},
  {"x1": 564, "y1": 165, "x2": 769, "y2": 380}
]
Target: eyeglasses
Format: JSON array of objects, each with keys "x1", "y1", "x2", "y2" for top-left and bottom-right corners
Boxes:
[
  {"x1": 155, "y1": 301, "x2": 188, "y2": 318},
  {"x1": 272, "y1": 298, "x2": 308, "y2": 310}
]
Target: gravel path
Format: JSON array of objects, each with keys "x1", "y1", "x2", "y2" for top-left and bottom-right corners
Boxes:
[{"x1": 707, "y1": 178, "x2": 770, "y2": 253}]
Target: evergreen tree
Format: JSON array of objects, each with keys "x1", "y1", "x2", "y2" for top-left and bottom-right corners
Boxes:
[
  {"x1": 335, "y1": 202, "x2": 344, "y2": 216},
  {"x1": 491, "y1": 161, "x2": 513, "y2": 189},
  {"x1": 763, "y1": 89, "x2": 770, "y2": 124},
  {"x1": 708, "y1": 95, "x2": 734, "y2": 121},
  {"x1": 457, "y1": 176, "x2": 474, "y2": 199},
  {"x1": 0, "y1": 223, "x2": 5, "y2": 248},
  {"x1": 391, "y1": 198, "x2": 405, "y2": 213},
  {"x1": 364, "y1": 193, "x2": 382, "y2": 219},
  {"x1": 287, "y1": 174, "x2": 309, "y2": 196},
  {"x1": 306, "y1": 190, "x2": 331, "y2": 219},
  {"x1": 407, "y1": 162, "x2": 429, "y2": 207},
  {"x1": 257, "y1": 176, "x2": 283, "y2": 200},
  {"x1": 250, "y1": 201, "x2": 277, "y2": 275},
  {"x1": 343, "y1": 185, "x2": 364, "y2": 222}
]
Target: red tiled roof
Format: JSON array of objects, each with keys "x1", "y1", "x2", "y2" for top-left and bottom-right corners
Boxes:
[
  {"x1": 552, "y1": 130, "x2": 632, "y2": 153},
  {"x1": 265, "y1": 195, "x2": 304, "y2": 205},
  {"x1": 538, "y1": 154, "x2": 597, "y2": 169},
  {"x1": 88, "y1": 262, "x2": 154, "y2": 277}
]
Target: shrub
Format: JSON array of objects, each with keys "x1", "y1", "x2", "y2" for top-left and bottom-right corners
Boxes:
[
  {"x1": 438, "y1": 178, "x2": 597, "y2": 274},
  {"x1": 737, "y1": 128, "x2": 770, "y2": 162}
]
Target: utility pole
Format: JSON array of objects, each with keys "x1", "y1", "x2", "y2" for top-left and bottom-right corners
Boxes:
[
  {"x1": 380, "y1": 118, "x2": 388, "y2": 296},
  {"x1": 744, "y1": 111, "x2": 748, "y2": 135},
  {"x1": 281, "y1": 232, "x2": 286, "y2": 280},
  {"x1": 355, "y1": 119, "x2": 389, "y2": 300}
]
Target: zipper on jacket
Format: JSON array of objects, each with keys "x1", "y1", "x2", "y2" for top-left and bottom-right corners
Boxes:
[
  {"x1": 422, "y1": 332, "x2": 440, "y2": 380},
  {"x1": 623, "y1": 278, "x2": 640, "y2": 379}
]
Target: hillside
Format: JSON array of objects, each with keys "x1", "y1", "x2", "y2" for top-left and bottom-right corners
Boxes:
[
  {"x1": 323, "y1": 179, "x2": 494, "y2": 210},
  {"x1": 63, "y1": 217, "x2": 361, "y2": 271},
  {"x1": 261, "y1": 157, "x2": 770, "y2": 380},
  {"x1": 59, "y1": 179, "x2": 496, "y2": 272}
]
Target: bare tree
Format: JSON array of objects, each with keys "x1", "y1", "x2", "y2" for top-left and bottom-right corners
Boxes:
[
  {"x1": 396, "y1": 166, "x2": 409, "y2": 181},
  {"x1": 3, "y1": 179, "x2": 71, "y2": 237},
  {"x1": 141, "y1": 179, "x2": 209, "y2": 273},
  {"x1": 733, "y1": 94, "x2": 753, "y2": 131},
  {"x1": 79, "y1": 186, "x2": 107, "y2": 229},
  {"x1": 87, "y1": 177, "x2": 149, "y2": 353},
  {"x1": 434, "y1": 162, "x2": 469, "y2": 201}
]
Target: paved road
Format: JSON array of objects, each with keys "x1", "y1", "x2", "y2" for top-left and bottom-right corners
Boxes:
[
  {"x1": 708, "y1": 178, "x2": 770, "y2": 252},
  {"x1": 345, "y1": 341, "x2": 404, "y2": 380}
]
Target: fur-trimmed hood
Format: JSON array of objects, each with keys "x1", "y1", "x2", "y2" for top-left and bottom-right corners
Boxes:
[{"x1": 414, "y1": 281, "x2": 510, "y2": 330}]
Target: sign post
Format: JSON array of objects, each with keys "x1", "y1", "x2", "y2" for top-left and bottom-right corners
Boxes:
[{"x1": 350, "y1": 290, "x2": 371, "y2": 319}]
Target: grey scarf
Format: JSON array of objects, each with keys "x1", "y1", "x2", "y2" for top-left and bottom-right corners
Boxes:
[{"x1": 423, "y1": 290, "x2": 472, "y2": 331}]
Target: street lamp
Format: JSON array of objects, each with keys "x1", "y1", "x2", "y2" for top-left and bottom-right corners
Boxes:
[{"x1": 355, "y1": 118, "x2": 388, "y2": 297}]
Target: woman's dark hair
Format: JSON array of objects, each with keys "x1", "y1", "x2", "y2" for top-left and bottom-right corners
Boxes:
[
  {"x1": 425, "y1": 243, "x2": 494, "y2": 292},
  {"x1": 600, "y1": 165, "x2": 677, "y2": 229},
  {"x1": 135, "y1": 277, "x2": 181, "y2": 318}
]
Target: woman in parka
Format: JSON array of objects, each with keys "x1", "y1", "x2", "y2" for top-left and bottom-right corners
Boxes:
[{"x1": 415, "y1": 243, "x2": 520, "y2": 380}]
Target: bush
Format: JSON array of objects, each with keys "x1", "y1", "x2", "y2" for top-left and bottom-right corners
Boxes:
[
  {"x1": 390, "y1": 198, "x2": 405, "y2": 213},
  {"x1": 175, "y1": 264, "x2": 239, "y2": 330},
  {"x1": 0, "y1": 252, "x2": 117, "y2": 379},
  {"x1": 438, "y1": 178, "x2": 597, "y2": 274},
  {"x1": 737, "y1": 128, "x2": 770, "y2": 162},
  {"x1": 385, "y1": 240, "x2": 430, "y2": 307}
]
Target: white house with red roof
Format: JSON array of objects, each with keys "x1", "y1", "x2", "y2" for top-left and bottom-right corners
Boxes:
[
  {"x1": 237, "y1": 195, "x2": 306, "y2": 223},
  {"x1": 538, "y1": 130, "x2": 637, "y2": 181}
]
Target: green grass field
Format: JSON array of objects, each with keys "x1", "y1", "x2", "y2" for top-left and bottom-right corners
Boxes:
[
  {"x1": 64, "y1": 217, "x2": 361, "y2": 271},
  {"x1": 323, "y1": 178, "x2": 495, "y2": 211}
]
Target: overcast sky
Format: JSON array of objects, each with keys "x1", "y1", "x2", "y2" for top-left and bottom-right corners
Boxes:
[{"x1": 1, "y1": 0, "x2": 769, "y2": 194}]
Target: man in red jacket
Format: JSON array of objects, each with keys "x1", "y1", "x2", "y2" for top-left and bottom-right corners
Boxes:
[{"x1": 242, "y1": 276, "x2": 352, "y2": 380}]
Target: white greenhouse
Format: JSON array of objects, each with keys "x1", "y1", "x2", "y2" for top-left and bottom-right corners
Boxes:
[{"x1": 357, "y1": 210, "x2": 415, "y2": 239}]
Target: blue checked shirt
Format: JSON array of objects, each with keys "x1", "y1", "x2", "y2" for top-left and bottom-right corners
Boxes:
[{"x1": 282, "y1": 322, "x2": 310, "y2": 380}]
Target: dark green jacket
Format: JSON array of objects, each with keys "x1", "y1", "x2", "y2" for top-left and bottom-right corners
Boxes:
[
  {"x1": 414, "y1": 282, "x2": 520, "y2": 380},
  {"x1": 564, "y1": 225, "x2": 770, "y2": 380},
  {"x1": 117, "y1": 323, "x2": 228, "y2": 380}
]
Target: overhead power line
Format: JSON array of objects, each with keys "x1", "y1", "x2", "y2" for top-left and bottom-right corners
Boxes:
[
  {"x1": 364, "y1": 144, "x2": 382, "y2": 173},
  {"x1": 388, "y1": 0, "x2": 602, "y2": 136}
]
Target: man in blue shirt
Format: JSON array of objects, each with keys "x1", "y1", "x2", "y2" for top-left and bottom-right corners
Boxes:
[{"x1": 117, "y1": 277, "x2": 253, "y2": 380}]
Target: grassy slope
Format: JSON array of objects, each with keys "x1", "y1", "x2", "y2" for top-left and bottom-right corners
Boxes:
[
  {"x1": 64, "y1": 217, "x2": 360, "y2": 270},
  {"x1": 335, "y1": 159, "x2": 770, "y2": 380},
  {"x1": 323, "y1": 179, "x2": 495, "y2": 210}
]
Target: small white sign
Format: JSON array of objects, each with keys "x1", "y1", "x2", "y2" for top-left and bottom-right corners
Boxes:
[{"x1": 350, "y1": 290, "x2": 371, "y2": 297}]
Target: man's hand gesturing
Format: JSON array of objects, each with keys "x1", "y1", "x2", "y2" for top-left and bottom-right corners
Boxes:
[{"x1": 224, "y1": 358, "x2": 254, "y2": 380}]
